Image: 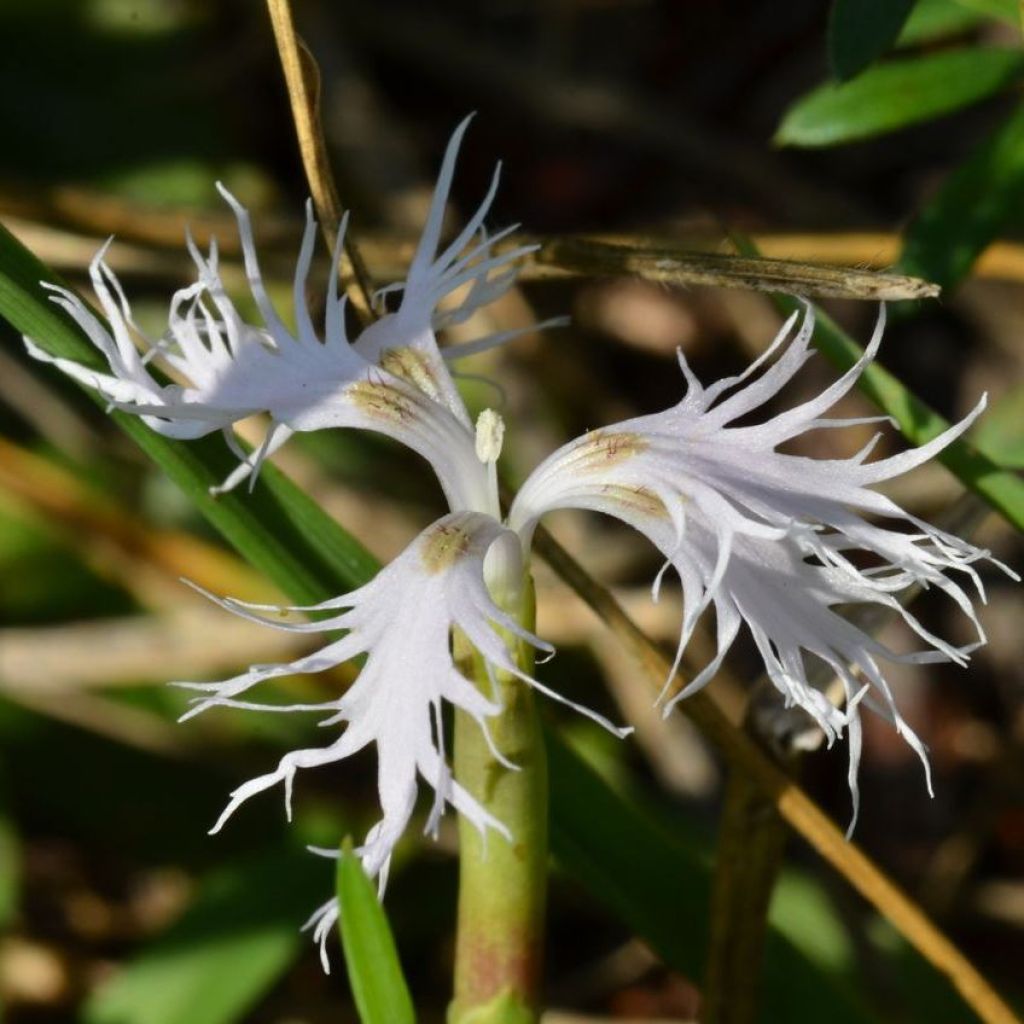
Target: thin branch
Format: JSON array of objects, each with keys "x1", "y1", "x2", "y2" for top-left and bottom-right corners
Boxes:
[
  {"x1": 265, "y1": 0, "x2": 375, "y2": 325},
  {"x1": 533, "y1": 235, "x2": 939, "y2": 301}
]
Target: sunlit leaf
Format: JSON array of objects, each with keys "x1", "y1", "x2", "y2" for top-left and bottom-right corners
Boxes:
[
  {"x1": 899, "y1": 0, "x2": 981, "y2": 44},
  {"x1": 828, "y1": 0, "x2": 917, "y2": 80},
  {"x1": 898, "y1": 0, "x2": 1015, "y2": 44},
  {"x1": 973, "y1": 382, "x2": 1024, "y2": 467},
  {"x1": 776, "y1": 48, "x2": 1024, "y2": 147}
]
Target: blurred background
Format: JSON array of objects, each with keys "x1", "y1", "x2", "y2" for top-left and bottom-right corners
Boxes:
[{"x1": 0, "y1": 1, "x2": 1022, "y2": 1022}]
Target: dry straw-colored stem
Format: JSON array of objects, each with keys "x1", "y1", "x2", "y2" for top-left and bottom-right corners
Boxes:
[
  {"x1": 533, "y1": 235, "x2": 939, "y2": 301},
  {"x1": 265, "y1": 0, "x2": 375, "y2": 326}
]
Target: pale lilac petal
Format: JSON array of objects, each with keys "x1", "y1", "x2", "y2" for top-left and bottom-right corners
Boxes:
[{"x1": 511, "y1": 303, "x2": 1007, "y2": 818}]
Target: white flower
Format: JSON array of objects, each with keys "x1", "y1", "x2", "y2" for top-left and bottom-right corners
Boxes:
[
  {"x1": 178, "y1": 510, "x2": 627, "y2": 968},
  {"x1": 510, "y1": 303, "x2": 1014, "y2": 825},
  {"x1": 22, "y1": 116, "x2": 531, "y2": 509},
  {"x1": 23, "y1": 109, "x2": 1011, "y2": 964}
]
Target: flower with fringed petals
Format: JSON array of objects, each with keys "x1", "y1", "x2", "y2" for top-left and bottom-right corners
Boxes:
[
  {"x1": 510, "y1": 303, "x2": 1016, "y2": 828},
  {"x1": 22, "y1": 114, "x2": 1015, "y2": 969}
]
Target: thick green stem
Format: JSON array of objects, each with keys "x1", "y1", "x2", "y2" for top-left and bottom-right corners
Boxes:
[{"x1": 449, "y1": 579, "x2": 548, "y2": 1024}]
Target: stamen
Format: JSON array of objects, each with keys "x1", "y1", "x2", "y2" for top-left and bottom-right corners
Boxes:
[{"x1": 475, "y1": 408, "x2": 505, "y2": 464}]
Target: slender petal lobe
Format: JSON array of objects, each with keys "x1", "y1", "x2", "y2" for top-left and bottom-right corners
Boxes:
[{"x1": 176, "y1": 511, "x2": 624, "y2": 892}]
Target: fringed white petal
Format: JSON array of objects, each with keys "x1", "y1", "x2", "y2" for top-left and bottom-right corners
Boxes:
[
  {"x1": 23, "y1": 195, "x2": 492, "y2": 509},
  {"x1": 510, "y1": 302, "x2": 1010, "y2": 820},
  {"x1": 176, "y1": 511, "x2": 624, "y2": 903},
  {"x1": 352, "y1": 115, "x2": 540, "y2": 425}
]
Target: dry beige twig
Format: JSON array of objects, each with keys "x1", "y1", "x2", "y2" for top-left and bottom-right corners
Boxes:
[{"x1": 265, "y1": 0, "x2": 375, "y2": 325}]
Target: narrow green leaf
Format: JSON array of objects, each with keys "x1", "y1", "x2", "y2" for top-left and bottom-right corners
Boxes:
[
  {"x1": 776, "y1": 48, "x2": 1024, "y2": 147},
  {"x1": 336, "y1": 840, "x2": 416, "y2": 1024},
  {"x1": 897, "y1": 0, "x2": 1016, "y2": 45},
  {"x1": 828, "y1": 0, "x2": 918, "y2": 80},
  {"x1": 797, "y1": 302, "x2": 1024, "y2": 530},
  {"x1": 898, "y1": 105, "x2": 1024, "y2": 290},
  {"x1": 84, "y1": 847, "x2": 327, "y2": 1024},
  {"x1": 0, "y1": 222, "x2": 378, "y2": 604},
  {"x1": 973, "y1": 381, "x2": 1024, "y2": 467},
  {"x1": 958, "y1": 0, "x2": 1019, "y2": 23},
  {"x1": 813, "y1": 303, "x2": 1024, "y2": 529}
]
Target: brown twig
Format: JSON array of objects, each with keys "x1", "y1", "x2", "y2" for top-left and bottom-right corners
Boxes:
[
  {"x1": 702, "y1": 495, "x2": 995, "y2": 1023},
  {"x1": 265, "y1": 0, "x2": 375, "y2": 326},
  {"x1": 533, "y1": 235, "x2": 939, "y2": 301}
]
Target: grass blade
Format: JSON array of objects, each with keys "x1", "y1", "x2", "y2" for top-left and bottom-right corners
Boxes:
[
  {"x1": 336, "y1": 840, "x2": 416, "y2": 1024},
  {"x1": 973, "y1": 381, "x2": 1024, "y2": 468}
]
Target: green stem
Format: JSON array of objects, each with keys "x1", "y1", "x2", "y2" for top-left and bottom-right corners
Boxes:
[{"x1": 449, "y1": 578, "x2": 547, "y2": 1024}]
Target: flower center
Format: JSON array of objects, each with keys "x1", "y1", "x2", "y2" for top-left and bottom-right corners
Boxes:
[
  {"x1": 421, "y1": 520, "x2": 473, "y2": 573},
  {"x1": 378, "y1": 346, "x2": 444, "y2": 403}
]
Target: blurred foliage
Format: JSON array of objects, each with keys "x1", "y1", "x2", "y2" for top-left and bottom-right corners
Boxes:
[{"x1": 828, "y1": 0, "x2": 917, "y2": 80}]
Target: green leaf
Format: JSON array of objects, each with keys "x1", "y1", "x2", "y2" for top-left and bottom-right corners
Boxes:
[
  {"x1": 802, "y1": 302, "x2": 1024, "y2": 530},
  {"x1": 776, "y1": 48, "x2": 1024, "y2": 147},
  {"x1": 336, "y1": 840, "x2": 416, "y2": 1024},
  {"x1": 899, "y1": 106, "x2": 1024, "y2": 290},
  {"x1": 811, "y1": 304, "x2": 1024, "y2": 529},
  {"x1": 972, "y1": 382, "x2": 1024, "y2": 467},
  {"x1": 897, "y1": 0, "x2": 1015, "y2": 45},
  {"x1": 956, "y1": 0, "x2": 1019, "y2": 23},
  {"x1": 0, "y1": 221, "x2": 378, "y2": 605},
  {"x1": 899, "y1": 0, "x2": 981, "y2": 44},
  {"x1": 84, "y1": 847, "x2": 328, "y2": 1024},
  {"x1": 828, "y1": 0, "x2": 918, "y2": 80}
]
